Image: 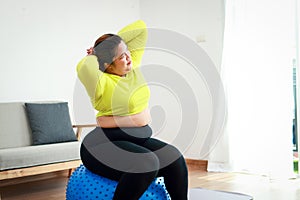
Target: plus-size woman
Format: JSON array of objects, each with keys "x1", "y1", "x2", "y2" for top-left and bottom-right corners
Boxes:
[{"x1": 77, "y1": 20, "x2": 188, "y2": 200}]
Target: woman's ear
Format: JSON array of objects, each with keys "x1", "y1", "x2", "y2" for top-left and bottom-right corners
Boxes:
[
  {"x1": 104, "y1": 63, "x2": 110, "y2": 70},
  {"x1": 104, "y1": 63, "x2": 114, "y2": 72}
]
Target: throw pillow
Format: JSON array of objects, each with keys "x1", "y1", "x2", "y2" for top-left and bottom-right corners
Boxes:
[{"x1": 25, "y1": 102, "x2": 77, "y2": 145}]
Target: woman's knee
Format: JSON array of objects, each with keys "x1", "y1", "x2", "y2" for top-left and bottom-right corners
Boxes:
[
  {"x1": 108, "y1": 141, "x2": 160, "y2": 173},
  {"x1": 163, "y1": 144, "x2": 184, "y2": 159},
  {"x1": 155, "y1": 144, "x2": 186, "y2": 169},
  {"x1": 144, "y1": 138, "x2": 183, "y2": 157},
  {"x1": 131, "y1": 151, "x2": 160, "y2": 173}
]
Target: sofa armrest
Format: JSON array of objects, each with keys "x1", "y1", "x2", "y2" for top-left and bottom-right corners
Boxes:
[{"x1": 72, "y1": 124, "x2": 97, "y2": 139}]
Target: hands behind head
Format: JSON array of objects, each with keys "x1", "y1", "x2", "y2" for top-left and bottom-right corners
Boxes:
[{"x1": 86, "y1": 47, "x2": 94, "y2": 55}]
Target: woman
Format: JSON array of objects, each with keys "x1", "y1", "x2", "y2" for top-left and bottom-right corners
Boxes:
[{"x1": 77, "y1": 20, "x2": 188, "y2": 200}]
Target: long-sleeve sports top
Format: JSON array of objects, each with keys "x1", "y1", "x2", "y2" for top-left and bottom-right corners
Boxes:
[{"x1": 76, "y1": 20, "x2": 150, "y2": 117}]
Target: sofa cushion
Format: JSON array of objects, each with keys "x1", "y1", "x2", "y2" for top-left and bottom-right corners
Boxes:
[
  {"x1": 25, "y1": 102, "x2": 77, "y2": 145},
  {"x1": 0, "y1": 102, "x2": 32, "y2": 149},
  {"x1": 0, "y1": 141, "x2": 80, "y2": 171}
]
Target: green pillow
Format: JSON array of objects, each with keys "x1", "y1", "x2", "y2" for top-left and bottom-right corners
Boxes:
[{"x1": 25, "y1": 102, "x2": 77, "y2": 145}]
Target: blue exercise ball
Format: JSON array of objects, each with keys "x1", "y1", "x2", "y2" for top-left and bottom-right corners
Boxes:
[{"x1": 66, "y1": 165, "x2": 170, "y2": 200}]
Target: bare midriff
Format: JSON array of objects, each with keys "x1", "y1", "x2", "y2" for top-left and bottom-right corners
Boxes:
[{"x1": 96, "y1": 108, "x2": 151, "y2": 128}]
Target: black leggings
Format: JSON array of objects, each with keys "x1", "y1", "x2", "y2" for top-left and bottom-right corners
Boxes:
[{"x1": 80, "y1": 125, "x2": 188, "y2": 200}]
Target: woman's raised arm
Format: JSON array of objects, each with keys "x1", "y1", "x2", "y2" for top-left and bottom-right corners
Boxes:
[
  {"x1": 76, "y1": 55, "x2": 102, "y2": 105},
  {"x1": 118, "y1": 20, "x2": 148, "y2": 69}
]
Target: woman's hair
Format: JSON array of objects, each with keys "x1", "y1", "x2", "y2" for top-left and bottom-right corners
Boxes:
[{"x1": 93, "y1": 34, "x2": 123, "y2": 72}]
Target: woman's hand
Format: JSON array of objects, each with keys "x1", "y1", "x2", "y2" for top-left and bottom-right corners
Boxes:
[{"x1": 86, "y1": 47, "x2": 94, "y2": 55}]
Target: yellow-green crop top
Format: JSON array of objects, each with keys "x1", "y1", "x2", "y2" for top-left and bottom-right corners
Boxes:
[{"x1": 76, "y1": 20, "x2": 150, "y2": 117}]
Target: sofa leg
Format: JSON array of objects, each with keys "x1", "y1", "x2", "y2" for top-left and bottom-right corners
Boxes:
[{"x1": 68, "y1": 169, "x2": 73, "y2": 177}]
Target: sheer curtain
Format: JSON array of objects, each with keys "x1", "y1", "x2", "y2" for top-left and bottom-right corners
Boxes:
[{"x1": 208, "y1": 0, "x2": 296, "y2": 178}]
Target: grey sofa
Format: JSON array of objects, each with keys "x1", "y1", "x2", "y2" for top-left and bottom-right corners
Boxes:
[{"x1": 0, "y1": 101, "x2": 95, "y2": 180}]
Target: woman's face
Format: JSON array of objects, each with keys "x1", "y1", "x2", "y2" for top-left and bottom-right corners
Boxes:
[{"x1": 108, "y1": 41, "x2": 132, "y2": 76}]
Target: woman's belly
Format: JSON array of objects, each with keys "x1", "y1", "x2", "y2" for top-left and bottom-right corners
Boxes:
[{"x1": 96, "y1": 108, "x2": 151, "y2": 128}]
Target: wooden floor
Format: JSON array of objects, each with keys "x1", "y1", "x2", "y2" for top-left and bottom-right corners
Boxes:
[
  {"x1": 189, "y1": 169, "x2": 300, "y2": 200},
  {"x1": 1, "y1": 164, "x2": 300, "y2": 200}
]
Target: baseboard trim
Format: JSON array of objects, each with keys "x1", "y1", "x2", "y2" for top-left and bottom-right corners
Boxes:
[{"x1": 185, "y1": 158, "x2": 208, "y2": 171}]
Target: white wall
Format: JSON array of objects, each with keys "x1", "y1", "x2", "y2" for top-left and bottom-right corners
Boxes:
[
  {"x1": 0, "y1": 0, "x2": 225, "y2": 159},
  {"x1": 140, "y1": 0, "x2": 224, "y2": 68},
  {"x1": 140, "y1": 0, "x2": 225, "y2": 158},
  {"x1": 0, "y1": 0, "x2": 140, "y2": 123}
]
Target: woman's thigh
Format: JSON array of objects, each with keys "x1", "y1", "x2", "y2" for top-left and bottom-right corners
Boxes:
[
  {"x1": 81, "y1": 140, "x2": 159, "y2": 180},
  {"x1": 141, "y1": 138, "x2": 184, "y2": 170}
]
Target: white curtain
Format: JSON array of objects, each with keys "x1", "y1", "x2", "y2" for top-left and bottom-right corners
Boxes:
[{"x1": 208, "y1": 0, "x2": 296, "y2": 179}]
